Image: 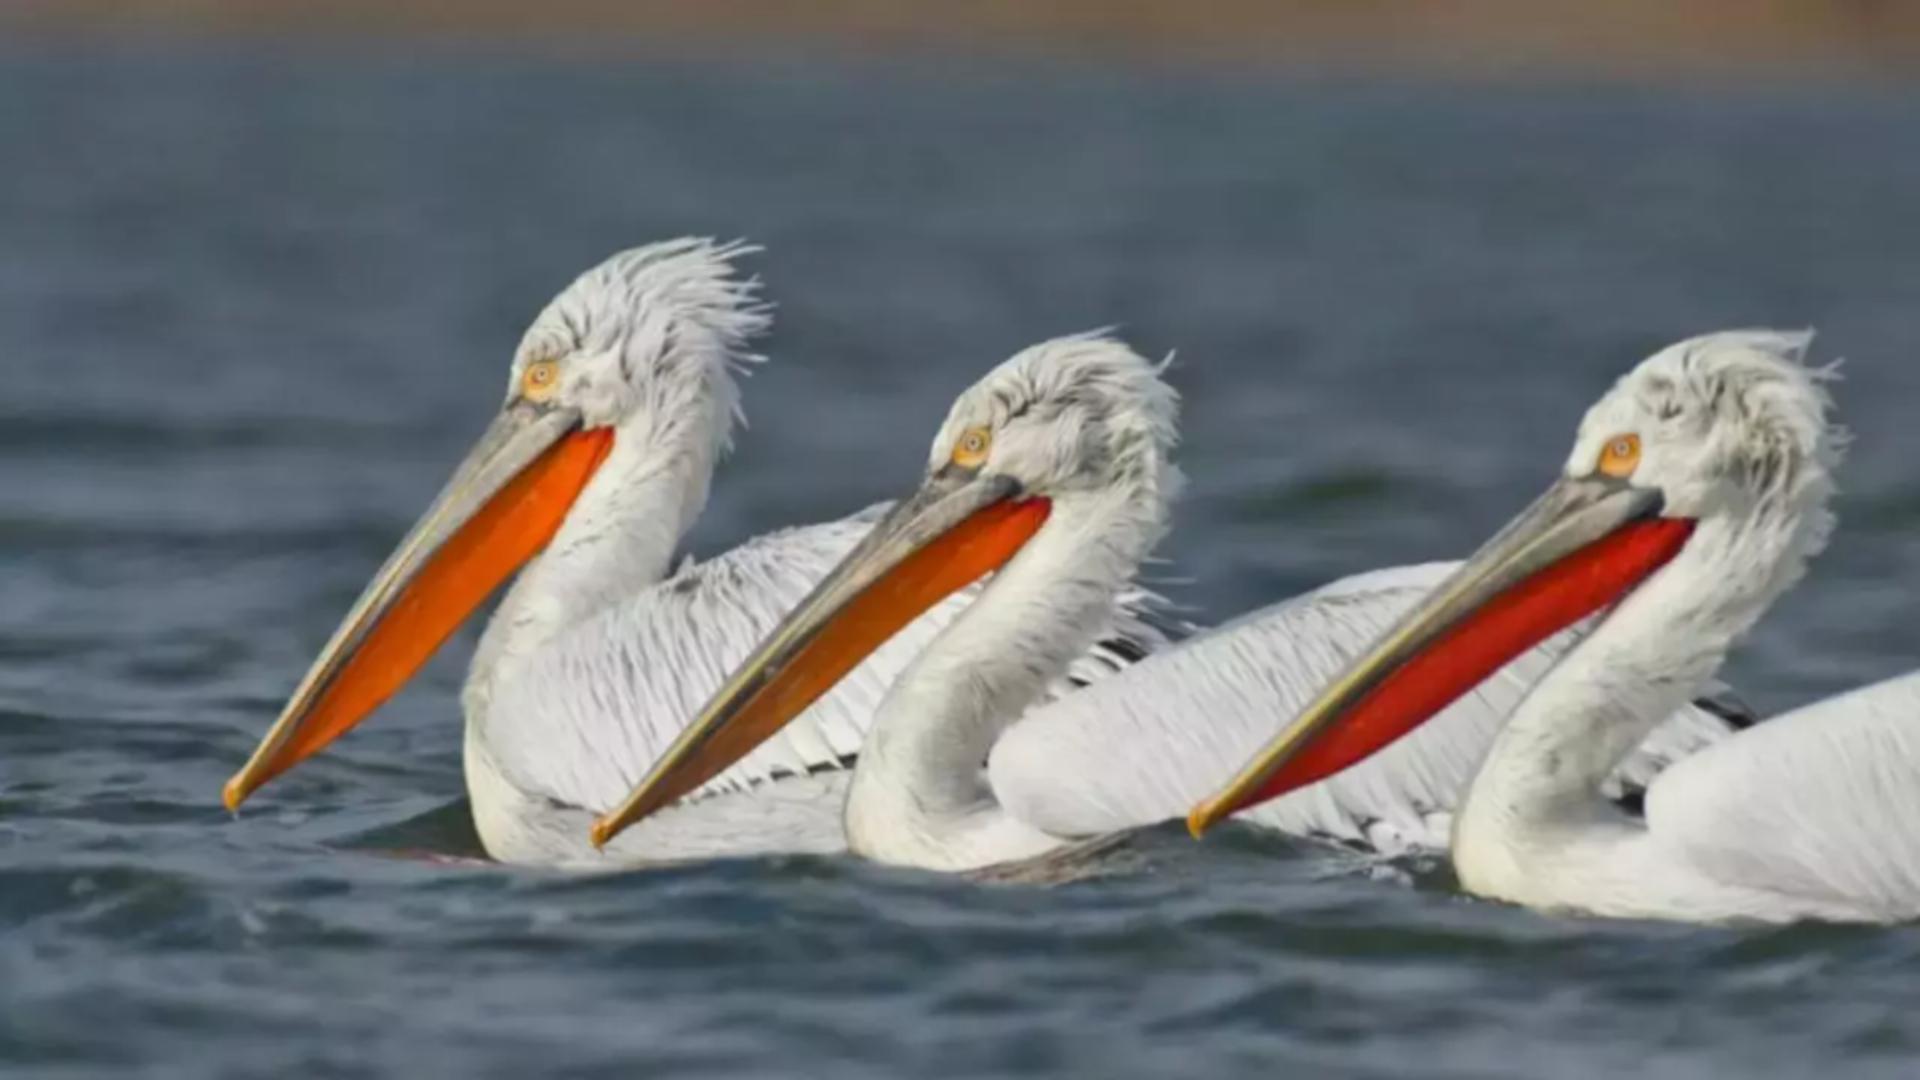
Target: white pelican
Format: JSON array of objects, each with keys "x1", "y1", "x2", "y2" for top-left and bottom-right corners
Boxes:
[
  {"x1": 1193, "y1": 330, "x2": 1920, "y2": 925},
  {"x1": 220, "y1": 239, "x2": 1164, "y2": 867},
  {"x1": 591, "y1": 334, "x2": 1745, "y2": 872}
]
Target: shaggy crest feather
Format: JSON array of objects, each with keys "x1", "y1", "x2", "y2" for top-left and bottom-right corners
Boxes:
[
  {"x1": 930, "y1": 331, "x2": 1183, "y2": 506},
  {"x1": 510, "y1": 237, "x2": 770, "y2": 446},
  {"x1": 1569, "y1": 328, "x2": 1844, "y2": 657}
]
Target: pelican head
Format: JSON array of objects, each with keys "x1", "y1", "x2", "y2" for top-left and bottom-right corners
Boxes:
[
  {"x1": 223, "y1": 238, "x2": 767, "y2": 811},
  {"x1": 506, "y1": 238, "x2": 767, "y2": 440},
  {"x1": 1190, "y1": 329, "x2": 1843, "y2": 834},
  {"x1": 1564, "y1": 329, "x2": 1838, "y2": 534},
  {"x1": 589, "y1": 333, "x2": 1179, "y2": 846},
  {"x1": 921, "y1": 332, "x2": 1179, "y2": 500}
]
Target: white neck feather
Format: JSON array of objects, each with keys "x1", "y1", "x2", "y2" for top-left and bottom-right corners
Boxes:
[
  {"x1": 1454, "y1": 501, "x2": 1818, "y2": 885},
  {"x1": 463, "y1": 396, "x2": 726, "y2": 723},
  {"x1": 844, "y1": 483, "x2": 1165, "y2": 871}
]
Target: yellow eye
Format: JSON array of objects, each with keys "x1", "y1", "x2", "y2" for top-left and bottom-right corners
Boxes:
[
  {"x1": 522, "y1": 359, "x2": 560, "y2": 402},
  {"x1": 951, "y1": 426, "x2": 992, "y2": 468},
  {"x1": 1598, "y1": 434, "x2": 1641, "y2": 478}
]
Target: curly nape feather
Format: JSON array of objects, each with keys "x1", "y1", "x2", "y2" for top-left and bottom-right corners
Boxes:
[
  {"x1": 1593, "y1": 328, "x2": 1843, "y2": 545},
  {"x1": 1550, "y1": 330, "x2": 1845, "y2": 692},
  {"x1": 512, "y1": 237, "x2": 771, "y2": 445},
  {"x1": 930, "y1": 331, "x2": 1183, "y2": 509}
]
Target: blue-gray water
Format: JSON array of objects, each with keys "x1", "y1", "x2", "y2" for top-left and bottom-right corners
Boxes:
[{"x1": 6, "y1": 40, "x2": 1920, "y2": 1078}]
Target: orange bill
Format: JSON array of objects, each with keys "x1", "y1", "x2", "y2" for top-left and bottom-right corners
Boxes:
[
  {"x1": 224, "y1": 407, "x2": 612, "y2": 811},
  {"x1": 590, "y1": 474, "x2": 1050, "y2": 847},
  {"x1": 1190, "y1": 475, "x2": 1692, "y2": 836}
]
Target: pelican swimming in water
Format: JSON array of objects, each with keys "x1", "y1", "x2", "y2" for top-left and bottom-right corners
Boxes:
[
  {"x1": 1194, "y1": 330, "x2": 1920, "y2": 924},
  {"x1": 220, "y1": 239, "x2": 1163, "y2": 867},
  {"x1": 592, "y1": 334, "x2": 1745, "y2": 872}
]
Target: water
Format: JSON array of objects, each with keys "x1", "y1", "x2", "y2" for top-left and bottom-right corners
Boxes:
[{"x1": 6, "y1": 39, "x2": 1920, "y2": 1077}]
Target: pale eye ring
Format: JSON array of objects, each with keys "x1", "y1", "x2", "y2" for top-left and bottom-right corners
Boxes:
[
  {"x1": 1598, "y1": 433, "x2": 1642, "y2": 478},
  {"x1": 951, "y1": 426, "x2": 992, "y2": 467},
  {"x1": 522, "y1": 359, "x2": 560, "y2": 400}
]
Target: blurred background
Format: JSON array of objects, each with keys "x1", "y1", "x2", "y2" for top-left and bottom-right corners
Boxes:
[{"x1": 7, "y1": 5, "x2": 1920, "y2": 1078}]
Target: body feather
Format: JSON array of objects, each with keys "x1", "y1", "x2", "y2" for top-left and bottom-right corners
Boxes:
[{"x1": 1642, "y1": 671, "x2": 1920, "y2": 921}]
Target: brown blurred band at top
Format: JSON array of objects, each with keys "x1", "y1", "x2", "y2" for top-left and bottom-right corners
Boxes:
[{"x1": 10, "y1": 0, "x2": 1920, "y2": 79}]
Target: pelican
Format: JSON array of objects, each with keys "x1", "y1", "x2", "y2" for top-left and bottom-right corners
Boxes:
[
  {"x1": 1193, "y1": 330, "x2": 1920, "y2": 925},
  {"x1": 591, "y1": 334, "x2": 1746, "y2": 873},
  {"x1": 220, "y1": 239, "x2": 1164, "y2": 867}
]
